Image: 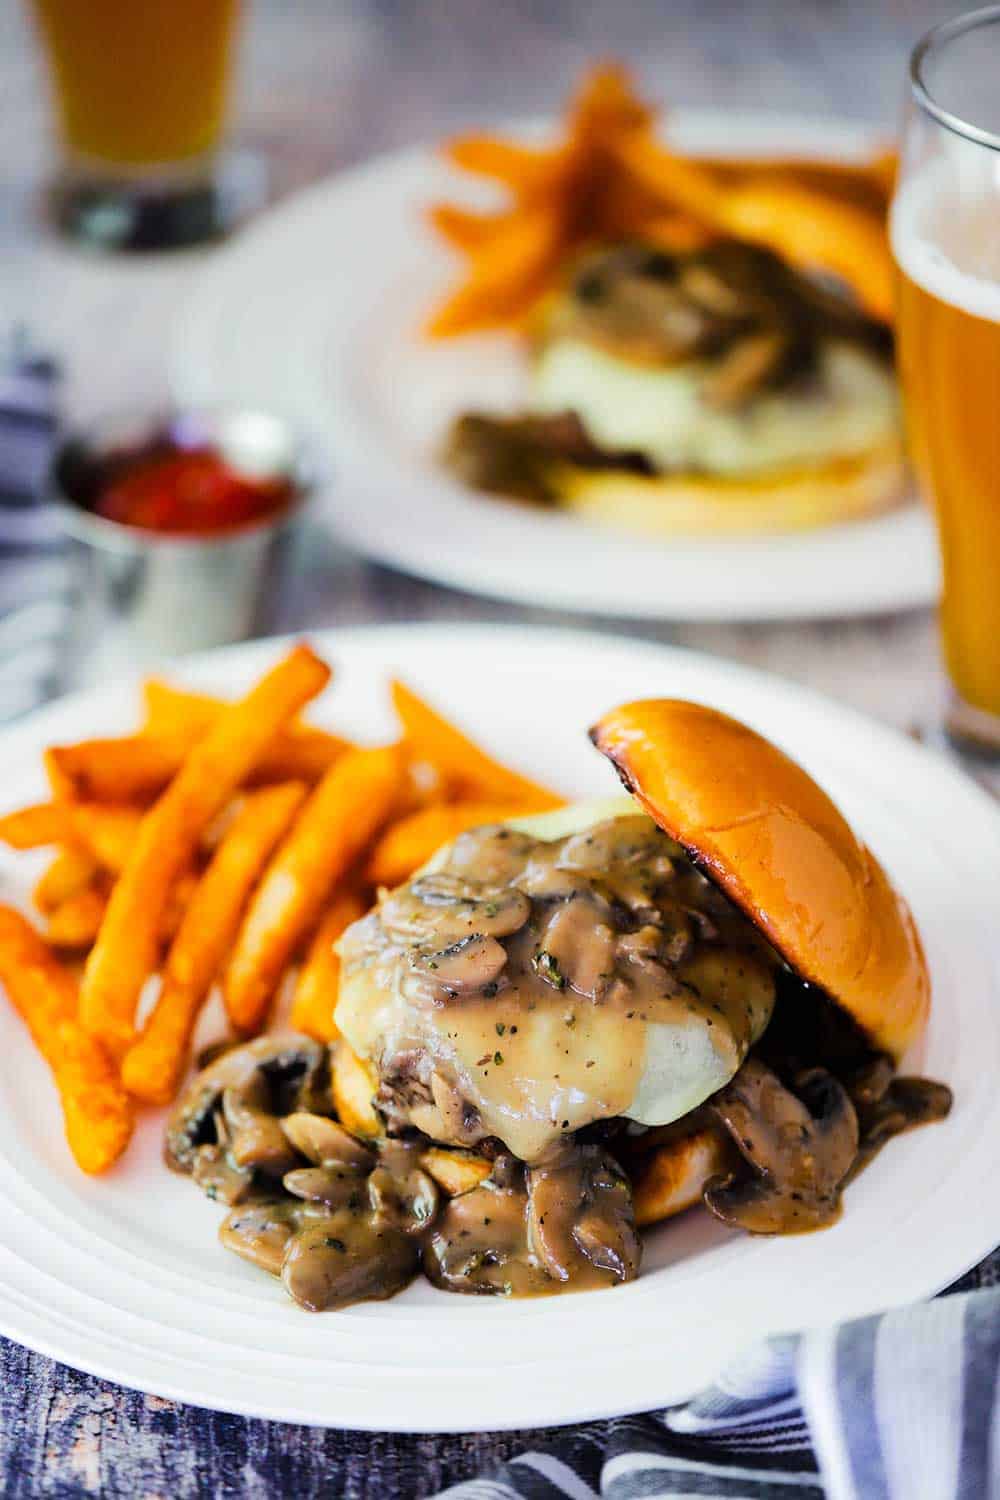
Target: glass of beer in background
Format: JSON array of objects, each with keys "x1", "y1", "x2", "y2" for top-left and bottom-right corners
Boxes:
[
  {"x1": 29, "y1": 0, "x2": 247, "y2": 250},
  {"x1": 892, "y1": 6, "x2": 1000, "y2": 757}
]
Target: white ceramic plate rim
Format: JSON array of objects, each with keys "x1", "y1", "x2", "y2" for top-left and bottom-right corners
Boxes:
[
  {"x1": 0, "y1": 624, "x2": 996, "y2": 1431},
  {"x1": 170, "y1": 111, "x2": 940, "y2": 623}
]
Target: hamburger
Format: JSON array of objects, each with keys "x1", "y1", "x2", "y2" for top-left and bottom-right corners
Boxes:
[
  {"x1": 169, "y1": 700, "x2": 950, "y2": 1310},
  {"x1": 332, "y1": 699, "x2": 950, "y2": 1297},
  {"x1": 443, "y1": 241, "x2": 905, "y2": 535}
]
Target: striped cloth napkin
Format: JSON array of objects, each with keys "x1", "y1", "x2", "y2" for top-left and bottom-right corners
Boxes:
[
  {"x1": 438, "y1": 1255, "x2": 1000, "y2": 1500},
  {"x1": 0, "y1": 335, "x2": 72, "y2": 722}
]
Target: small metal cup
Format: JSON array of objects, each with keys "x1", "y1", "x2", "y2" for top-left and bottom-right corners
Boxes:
[{"x1": 52, "y1": 406, "x2": 311, "y2": 682}]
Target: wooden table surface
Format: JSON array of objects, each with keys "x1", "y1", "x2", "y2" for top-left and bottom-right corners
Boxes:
[{"x1": 0, "y1": 1, "x2": 973, "y2": 1494}]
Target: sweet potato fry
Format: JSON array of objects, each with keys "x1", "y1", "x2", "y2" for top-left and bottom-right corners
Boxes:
[
  {"x1": 46, "y1": 735, "x2": 195, "y2": 804},
  {"x1": 693, "y1": 149, "x2": 896, "y2": 214},
  {"x1": 426, "y1": 65, "x2": 663, "y2": 336},
  {"x1": 33, "y1": 847, "x2": 99, "y2": 915},
  {"x1": 50, "y1": 714, "x2": 346, "y2": 806},
  {"x1": 159, "y1": 871, "x2": 200, "y2": 946},
  {"x1": 569, "y1": 60, "x2": 654, "y2": 139},
  {"x1": 141, "y1": 679, "x2": 228, "y2": 736},
  {"x1": 67, "y1": 803, "x2": 144, "y2": 873},
  {"x1": 224, "y1": 745, "x2": 402, "y2": 1034},
  {"x1": 427, "y1": 203, "x2": 519, "y2": 252},
  {"x1": 611, "y1": 132, "x2": 729, "y2": 223},
  {"x1": 367, "y1": 800, "x2": 548, "y2": 889},
  {"x1": 46, "y1": 868, "x2": 198, "y2": 952},
  {"x1": 47, "y1": 884, "x2": 109, "y2": 949},
  {"x1": 42, "y1": 747, "x2": 77, "y2": 802},
  {"x1": 0, "y1": 801, "x2": 69, "y2": 849},
  {"x1": 444, "y1": 135, "x2": 566, "y2": 196},
  {"x1": 425, "y1": 206, "x2": 566, "y2": 337},
  {"x1": 290, "y1": 888, "x2": 368, "y2": 1043},
  {"x1": 142, "y1": 680, "x2": 351, "y2": 783},
  {"x1": 79, "y1": 644, "x2": 331, "y2": 1055},
  {"x1": 330, "y1": 1040, "x2": 381, "y2": 1138},
  {"x1": 122, "y1": 782, "x2": 307, "y2": 1105},
  {"x1": 0, "y1": 906, "x2": 132, "y2": 1173},
  {"x1": 1, "y1": 800, "x2": 144, "y2": 873},
  {"x1": 391, "y1": 679, "x2": 563, "y2": 810}
]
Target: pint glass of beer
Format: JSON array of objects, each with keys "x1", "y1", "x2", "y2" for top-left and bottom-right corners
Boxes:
[
  {"x1": 29, "y1": 0, "x2": 245, "y2": 250},
  {"x1": 892, "y1": 7, "x2": 1000, "y2": 754}
]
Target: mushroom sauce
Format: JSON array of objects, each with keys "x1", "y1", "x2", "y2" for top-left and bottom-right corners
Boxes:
[
  {"x1": 336, "y1": 816, "x2": 780, "y2": 1162},
  {"x1": 166, "y1": 818, "x2": 951, "y2": 1311}
]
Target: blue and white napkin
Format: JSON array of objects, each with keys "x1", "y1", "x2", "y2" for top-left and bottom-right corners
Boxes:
[
  {"x1": 0, "y1": 334, "x2": 72, "y2": 722},
  {"x1": 438, "y1": 1255, "x2": 1000, "y2": 1499}
]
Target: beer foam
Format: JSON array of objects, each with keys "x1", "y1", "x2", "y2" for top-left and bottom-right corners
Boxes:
[{"x1": 891, "y1": 162, "x2": 1000, "y2": 324}]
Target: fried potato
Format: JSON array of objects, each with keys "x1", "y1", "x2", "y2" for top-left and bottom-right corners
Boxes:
[
  {"x1": 46, "y1": 730, "x2": 336, "y2": 803},
  {"x1": 391, "y1": 679, "x2": 563, "y2": 810},
  {"x1": 122, "y1": 782, "x2": 307, "y2": 1106},
  {"x1": 46, "y1": 884, "x2": 109, "y2": 949},
  {"x1": 445, "y1": 135, "x2": 565, "y2": 196},
  {"x1": 159, "y1": 870, "x2": 200, "y2": 946},
  {"x1": 67, "y1": 803, "x2": 145, "y2": 873},
  {"x1": 224, "y1": 745, "x2": 402, "y2": 1034},
  {"x1": 694, "y1": 149, "x2": 896, "y2": 214},
  {"x1": 143, "y1": 679, "x2": 351, "y2": 784},
  {"x1": 141, "y1": 679, "x2": 232, "y2": 736},
  {"x1": 1, "y1": 800, "x2": 143, "y2": 873},
  {"x1": 425, "y1": 206, "x2": 566, "y2": 338},
  {"x1": 0, "y1": 906, "x2": 132, "y2": 1173},
  {"x1": 420, "y1": 1147, "x2": 492, "y2": 1197},
  {"x1": 627, "y1": 1124, "x2": 731, "y2": 1228},
  {"x1": 79, "y1": 644, "x2": 331, "y2": 1056},
  {"x1": 290, "y1": 888, "x2": 368, "y2": 1044},
  {"x1": 331, "y1": 1040, "x2": 381, "y2": 1138},
  {"x1": 367, "y1": 799, "x2": 550, "y2": 889},
  {"x1": 0, "y1": 802, "x2": 68, "y2": 849},
  {"x1": 46, "y1": 735, "x2": 195, "y2": 804},
  {"x1": 427, "y1": 203, "x2": 522, "y2": 253},
  {"x1": 33, "y1": 846, "x2": 99, "y2": 914}
]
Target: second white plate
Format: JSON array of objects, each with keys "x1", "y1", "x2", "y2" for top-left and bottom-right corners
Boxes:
[{"x1": 170, "y1": 111, "x2": 940, "y2": 622}]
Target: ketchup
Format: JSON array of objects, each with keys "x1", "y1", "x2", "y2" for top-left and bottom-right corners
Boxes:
[{"x1": 92, "y1": 446, "x2": 294, "y2": 535}]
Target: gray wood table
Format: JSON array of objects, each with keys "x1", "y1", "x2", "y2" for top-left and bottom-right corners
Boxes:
[{"x1": 0, "y1": 1, "x2": 971, "y2": 1493}]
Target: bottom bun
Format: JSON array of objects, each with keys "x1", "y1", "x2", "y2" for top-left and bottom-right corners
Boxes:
[{"x1": 550, "y1": 436, "x2": 906, "y2": 537}]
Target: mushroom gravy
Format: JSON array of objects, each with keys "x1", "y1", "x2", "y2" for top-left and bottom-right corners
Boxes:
[
  {"x1": 336, "y1": 814, "x2": 780, "y2": 1163},
  {"x1": 164, "y1": 1035, "x2": 641, "y2": 1308}
]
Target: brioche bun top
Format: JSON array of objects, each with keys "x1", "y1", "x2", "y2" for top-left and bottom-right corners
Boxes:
[{"x1": 590, "y1": 699, "x2": 929, "y2": 1061}]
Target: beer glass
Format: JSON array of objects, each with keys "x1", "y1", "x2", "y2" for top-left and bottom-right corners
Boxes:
[
  {"x1": 29, "y1": 0, "x2": 249, "y2": 250},
  {"x1": 891, "y1": 6, "x2": 1000, "y2": 757}
]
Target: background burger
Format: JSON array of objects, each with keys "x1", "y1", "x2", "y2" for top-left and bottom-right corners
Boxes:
[{"x1": 445, "y1": 241, "x2": 905, "y2": 536}]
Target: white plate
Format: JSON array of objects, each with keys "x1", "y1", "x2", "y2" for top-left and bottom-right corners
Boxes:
[
  {"x1": 0, "y1": 624, "x2": 996, "y2": 1431},
  {"x1": 171, "y1": 112, "x2": 939, "y2": 622}
]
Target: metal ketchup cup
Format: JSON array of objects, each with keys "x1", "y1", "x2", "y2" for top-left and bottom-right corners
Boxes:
[{"x1": 52, "y1": 406, "x2": 312, "y2": 680}]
